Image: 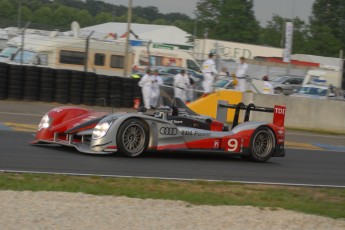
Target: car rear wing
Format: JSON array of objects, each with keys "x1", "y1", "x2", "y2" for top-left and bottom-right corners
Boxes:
[{"x1": 216, "y1": 100, "x2": 286, "y2": 129}]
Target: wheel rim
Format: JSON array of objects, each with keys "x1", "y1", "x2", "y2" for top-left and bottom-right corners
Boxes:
[
  {"x1": 121, "y1": 124, "x2": 146, "y2": 154},
  {"x1": 252, "y1": 130, "x2": 274, "y2": 158}
]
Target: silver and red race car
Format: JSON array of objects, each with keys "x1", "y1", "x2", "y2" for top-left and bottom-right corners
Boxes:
[{"x1": 31, "y1": 98, "x2": 286, "y2": 162}]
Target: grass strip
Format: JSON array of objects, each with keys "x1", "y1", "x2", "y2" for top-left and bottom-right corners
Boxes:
[{"x1": 0, "y1": 172, "x2": 344, "y2": 219}]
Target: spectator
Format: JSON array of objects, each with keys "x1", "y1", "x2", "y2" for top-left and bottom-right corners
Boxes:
[
  {"x1": 202, "y1": 53, "x2": 218, "y2": 96},
  {"x1": 138, "y1": 69, "x2": 152, "y2": 110},
  {"x1": 262, "y1": 75, "x2": 274, "y2": 94},
  {"x1": 235, "y1": 57, "x2": 248, "y2": 92},
  {"x1": 173, "y1": 69, "x2": 190, "y2": 102},
  {"x1": 150, "y1": 70, "x2": 163, "y2": 109}
]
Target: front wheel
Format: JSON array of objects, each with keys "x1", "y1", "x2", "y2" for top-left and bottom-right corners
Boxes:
[
  {"x1": 249, "y1": 126, "x2": 276, "y2": 162},
  {"x1": 116, "y1": 119, "x2": 149, "y2": 157}
]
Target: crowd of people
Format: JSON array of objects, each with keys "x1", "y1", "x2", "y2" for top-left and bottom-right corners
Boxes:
[
  {"x1": 200, "y1": 54, "x2": 251, "y2": 94},
  {"x1": 138, "y1": 54, "x2": 275, "y2": 108},
  {"x1": 138, "y1": 69, "x2": 163, "y2": 110},
  {"x1": 138, "y1": 68, "x2": 195, "y2": 109}
]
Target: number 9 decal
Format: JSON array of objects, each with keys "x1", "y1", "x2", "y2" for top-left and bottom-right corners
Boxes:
[{"x1": 227, "y1": 139, "x2": 238, "y2": 152}]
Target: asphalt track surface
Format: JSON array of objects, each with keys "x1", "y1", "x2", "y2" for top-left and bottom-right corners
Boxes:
[{"x1": 0, "y1": 100, "x2": 345, "y2": 187}]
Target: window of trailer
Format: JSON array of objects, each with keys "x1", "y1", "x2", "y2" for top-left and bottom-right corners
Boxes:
[
  {"x1": 94, "y1": 53, "x2": 105, "y2": 66},
  {"x1": 60, "y1": 50, "x2": 85, "y2": 65},
  {"x1": 110, "y1": 55, "x2": 124, "y2": 68}
]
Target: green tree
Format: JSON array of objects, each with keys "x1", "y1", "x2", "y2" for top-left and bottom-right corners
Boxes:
[
  {"x1": 132, "y1": 6, "x2": 162, "y2": 22},
  {"x1": 32, "y1": 6, "x2": 53, "y2": 25},
  {"x1": 196, "y1": 0, "x2": 260, "y2": 43},
  {"x1": 75, "y1": 10, "x2": 93, "y2": 27},
  {"x1": 152, "y1": 18, "x2": 168, "y2": 25},
  {"x1": 305, "y1": 25, "x2": 342, "y2": 57},
  {"x1": 20, "y1": 6, "x2": 33, "y2": 24},
  {"x1": 0, "y1": 0, "x2": 16, "y2": 18},
  {"x1": 94, "y1": 12, "x2": 114, "y2": 24},
  {"x1": 308, "y1": 0, "x2": 345, "y2": 56},
  {"x1": 258, "y1": 15, "x2": 285, "y2": 47},
  {"x1": 133, "y1": 17, "x2": 149, "y2": 24},
  {"x1": 291, "y1": 18, "x2": 309, "y2": 54},
  {"x1": 259, "y1": 16, "x2": 309, "y2": 54},
  {"x1": 163, "y1": 13, "x2": 190, "y2": 23},
  {"x1": 53, "y1": 5, "x2": 78, "y2": 27}
]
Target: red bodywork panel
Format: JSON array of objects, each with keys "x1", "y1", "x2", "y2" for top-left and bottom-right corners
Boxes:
[{"x1": 35, "y1": 106, "x2": 109, "y2": 141}]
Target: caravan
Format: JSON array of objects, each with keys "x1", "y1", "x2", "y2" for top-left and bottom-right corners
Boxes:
[
  {"x1": 4, "y1": 32, "x2": 133, "y2": 77},
  {"x1": 2, "y1": 33, "x2": 202, "y2": 77}
]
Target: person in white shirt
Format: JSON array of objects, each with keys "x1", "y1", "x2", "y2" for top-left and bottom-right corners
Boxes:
[
  {"x1": 262, "y1": 75, "x2": 274, "y2": 94},
  {"x1": 202, "y1": 53, "x2": 218, "y2": 96},
  {"x1": 150, "y1": 70, "x2": 163, "y2": 109},
  {"x1": 235, "y1": 57, "x2": 248, "y2": 92},
  {"x1": 173, "y1": 69, "x2": 190, "y2": 102},
  {"x1": 138, "y1": 69, "x2": 152, "y2": 110}
]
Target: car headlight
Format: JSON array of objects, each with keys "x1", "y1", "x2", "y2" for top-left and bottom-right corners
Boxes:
[
  {"x1": 38, "y1": 114, "x2": 51, "y2": 130},
  {"x1": 92, "y1": 121, "x2": 112, "y2": 139}
]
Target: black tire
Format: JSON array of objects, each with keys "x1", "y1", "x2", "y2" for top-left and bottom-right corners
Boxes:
[
  {"x1": 116, "y1": 119, "x2": 149, "y2": 157},
  {"x1": 249, "y1": 126, "x2": 276, "y2": 163},
  {"x1": 109, "y1": 98, "x2": 122, "y2": 107}
]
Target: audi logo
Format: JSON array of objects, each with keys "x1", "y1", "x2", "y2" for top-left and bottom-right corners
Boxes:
[{"x1": 159, "y1": 127, "x2": 178, "y2": 135}]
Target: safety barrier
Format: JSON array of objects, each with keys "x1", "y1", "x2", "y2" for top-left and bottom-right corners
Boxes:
[{"x1": 0, "y1": 63, "x2": 142, "y2": 108}]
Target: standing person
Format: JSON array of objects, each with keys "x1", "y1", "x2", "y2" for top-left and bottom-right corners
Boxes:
[
  {"x1": 138, "y1": 69, "x2": 152, "y2": 110},
  {"x1": 202, "y1": 53, "x2": 218, "y2": 96},
  {"x1": 235, "y1": 57, "x2": 248, "y2": 92},
  {"x1": 262, "y1": 75, "x2": 274, "y2": 94},
  {"x1": 150, "y1": 70, "x2": 163, "y2": 109},
  {"x1": 173, "y1": 69, "x2": 190, "y2": 102}
]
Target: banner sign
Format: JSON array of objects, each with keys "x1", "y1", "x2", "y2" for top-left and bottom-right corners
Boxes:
[{"x1": 283, "y1": 22, "x2": 294, "y2": 63}]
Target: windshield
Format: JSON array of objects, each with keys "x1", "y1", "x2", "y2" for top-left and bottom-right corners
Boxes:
[
  {"x1": 12, "y1": 50, "x2": 37, "y2": 64},
  {"x1": 269, "y1": 76, "x2": 287, "y2": 82},
  {"x1": 0, "y1": 46, "x2": 18, "y2": 58},
  {"x1": 213, "y1": 79, "x2": 230, "y2": 88},
  {"x1": 297, "y1": 86, "x2": 327, "y2": 96}
]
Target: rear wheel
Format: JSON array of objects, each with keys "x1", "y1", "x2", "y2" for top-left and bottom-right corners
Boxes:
[
  {"x1": 116, "y1": 119, "x2": 149, "y2": 157},
  {"x1": 249, "y1": 126, "x2": 276, "y2": 162}
]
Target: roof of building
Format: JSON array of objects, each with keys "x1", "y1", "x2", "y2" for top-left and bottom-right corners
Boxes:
[
  {"x1": 78, "y1": 22, "x2": 193, "y2": 47},
  {"x1": 292, "y1": 54, "x2": 342, "y2": 71}
]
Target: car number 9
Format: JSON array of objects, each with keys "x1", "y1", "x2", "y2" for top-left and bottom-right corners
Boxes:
[{"x1": 227, "y1": 139, "x2": 238, "y2": 152}]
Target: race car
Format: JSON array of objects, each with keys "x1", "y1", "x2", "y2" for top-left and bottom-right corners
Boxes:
[{"x1": 31, "y1": 97, "x2": 286, "y2": 162}]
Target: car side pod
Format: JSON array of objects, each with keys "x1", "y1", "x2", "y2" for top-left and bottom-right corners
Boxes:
[{"x1": 216, "y1": 100, "x2": 286, "y2": 128}]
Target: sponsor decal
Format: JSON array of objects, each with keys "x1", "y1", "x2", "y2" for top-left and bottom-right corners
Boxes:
[
  {"x1": 159, "y1": 127, "x2": 178, "y2": 135},
  {"x1": 275, "y1": 107, "x2": 286, "y2": 115},
  {"x1": 213, "y1": 140, "x2": 219, "y2": 149},
  {"x1": 278, "y1": 130, "x2": 284, "y2": 135},
  {"x1": 171, "y1": 120, "x2": 183, "y2": 124},
  {"x1": 181, "y1": 130, "x2": 211, "y2": 136}
]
